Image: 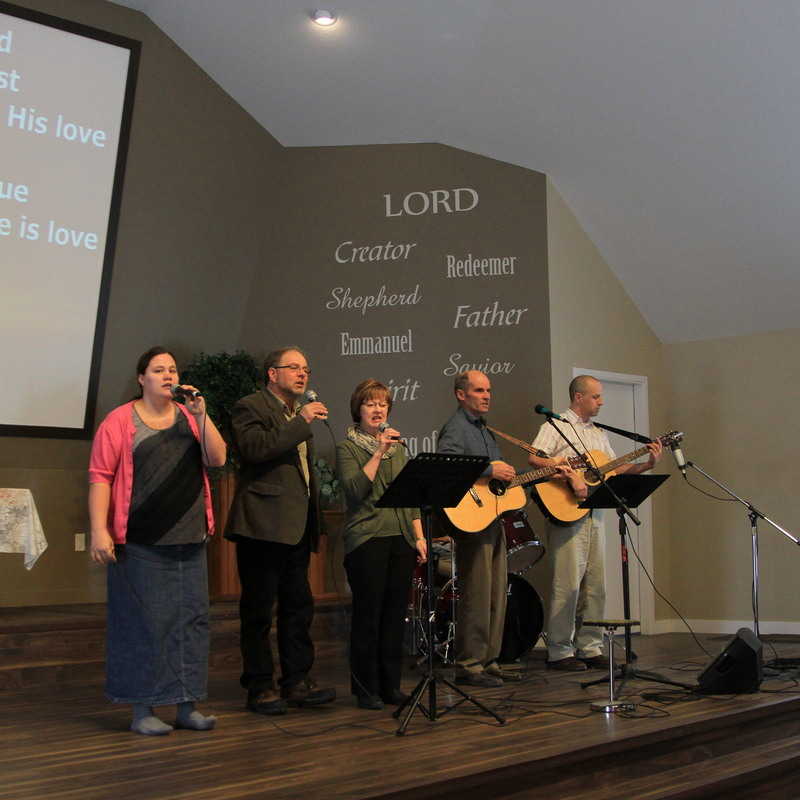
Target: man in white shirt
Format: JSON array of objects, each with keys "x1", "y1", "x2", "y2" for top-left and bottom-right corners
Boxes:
[{"x1": 529, "y1": 375, "x2": 662, "y2": 671}]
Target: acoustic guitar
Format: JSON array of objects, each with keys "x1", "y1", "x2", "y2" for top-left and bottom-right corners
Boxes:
[
  {"x1": 532, "y1": 430, "x2": 682, "y2": 525},
  {"x1": 443, "y1": 454, "x2": 588, "y2": 533}
]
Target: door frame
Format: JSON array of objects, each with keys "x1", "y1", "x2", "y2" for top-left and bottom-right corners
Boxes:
[{"x1": 572, "y1": 367, "x2": 656, "y2": 634}]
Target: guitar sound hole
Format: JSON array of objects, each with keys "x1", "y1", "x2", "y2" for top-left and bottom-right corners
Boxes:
[
  {"x1": 488, "y1": 479, "x2": 507, "y2": 497},
  {"x1": 585, "y1": 469, "x2": 601, "y2": 485}
]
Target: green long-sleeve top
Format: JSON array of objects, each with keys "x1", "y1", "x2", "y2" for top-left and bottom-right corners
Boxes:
[{"x1": 335, "y1": 438, "x2": 421, "y2": 555}]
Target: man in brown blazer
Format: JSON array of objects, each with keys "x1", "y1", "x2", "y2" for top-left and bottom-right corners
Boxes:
[{"x1": 225, "y1": 346, "x2": 336, "y2": 715}]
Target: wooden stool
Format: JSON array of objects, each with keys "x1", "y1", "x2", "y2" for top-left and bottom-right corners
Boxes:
[{"x1": 583, "y1": 618, "x2": 639, "y2": 713}]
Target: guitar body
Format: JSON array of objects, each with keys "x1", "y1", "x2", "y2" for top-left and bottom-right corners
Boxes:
[
  {"x1": 440, "y1": 428, "x2": 683, "y2": 532},
  {"x1": 444, "y1": 478, "x2": 528, "y2": 533},
  {"x1": 533, "y1": 450, "x2": 617, "y2": 525}
]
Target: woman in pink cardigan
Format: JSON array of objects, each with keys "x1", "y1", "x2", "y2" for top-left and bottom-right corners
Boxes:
[{"x1": 88, "y1": 346, "x2": 226, "y2": 735}]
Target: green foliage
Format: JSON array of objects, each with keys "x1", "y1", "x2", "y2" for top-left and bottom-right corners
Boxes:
[
  {"x1": 313, "y1": 457, "x2": 341, "y2": 508},
  {"x1": 182, "y1": 350, "x2": 261, "y2": 471}
]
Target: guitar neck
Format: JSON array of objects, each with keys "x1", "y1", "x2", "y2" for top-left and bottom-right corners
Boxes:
[
  {"x1": 510, "y1": 466, "x2": 559, "y2": 487},
  {"x1": 595, "y1": 439, "x2": 659, "y2": 475},
  {"x1": 509, "y1": 455, "x2": 584, "y2": 487}
]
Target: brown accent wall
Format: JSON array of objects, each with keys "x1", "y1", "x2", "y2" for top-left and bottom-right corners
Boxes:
[{"x1": 240, "y1": 143, "x2": 551, "y2": 474}]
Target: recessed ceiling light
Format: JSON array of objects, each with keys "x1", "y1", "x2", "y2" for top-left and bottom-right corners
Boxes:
[{"x1": 311, "y1": 9, "x2": 338, "y2": 27}]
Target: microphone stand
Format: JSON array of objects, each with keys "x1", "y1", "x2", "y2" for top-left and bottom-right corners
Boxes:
[{"x1": 684, "y1": 460, "x2": 800, "y2": 639}]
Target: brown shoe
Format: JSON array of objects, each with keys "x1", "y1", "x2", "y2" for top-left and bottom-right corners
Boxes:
[
  {"x1": 546, "y1": 656, "x2": 588, "y2": 672},
  {"x1": 485, "y1": 662, "x2": 523, "y2": 682},
  {"x1": 281, "y1": 676, "x2": 336, "y2": 707},
  {"x1": 580, "y1": 654, "x2": 610, "y2": 670},
  {"x1": 455, "y1": 671, "x2": 503, "y2": 687},
  {"x1": 247, "y1": 688, "x2": 288, "y2": 715}
]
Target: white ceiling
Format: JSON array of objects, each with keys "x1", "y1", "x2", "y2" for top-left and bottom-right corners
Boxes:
[{"x1": 111, "y1": 0, "x2": 800, "y2": 343}]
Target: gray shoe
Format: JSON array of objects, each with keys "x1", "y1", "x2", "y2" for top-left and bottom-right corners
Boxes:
[{"x1": 455, "y1": 671, "x2": 503, "y2": 687}]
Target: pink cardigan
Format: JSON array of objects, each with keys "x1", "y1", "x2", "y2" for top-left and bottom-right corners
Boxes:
[{"x1": 88, "y1": 401, "x2": 215, "y2": 543}]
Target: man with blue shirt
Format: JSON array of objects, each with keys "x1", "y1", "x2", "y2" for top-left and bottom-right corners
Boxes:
[{"x1": 437, "y1": 370, "x2": 517, "y2": 687}]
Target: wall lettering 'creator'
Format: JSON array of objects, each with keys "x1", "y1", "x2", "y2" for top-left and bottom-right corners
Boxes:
[{"x1": 335, "y1": 240, "x2": 416, "y2": 264}]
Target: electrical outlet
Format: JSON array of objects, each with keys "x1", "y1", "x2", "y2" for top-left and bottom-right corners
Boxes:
[{"x1": 74, "y1": 533, "x2": 86, "y2": 552}]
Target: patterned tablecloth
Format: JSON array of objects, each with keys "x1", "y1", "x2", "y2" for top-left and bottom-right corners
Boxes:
[{"x1": 0, "y1": 488, "x2": 48, "y2": 569}]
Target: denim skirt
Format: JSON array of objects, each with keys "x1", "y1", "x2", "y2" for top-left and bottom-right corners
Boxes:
[{"x1": 106, "y1": 541, "x2": 210, "y2": 705}]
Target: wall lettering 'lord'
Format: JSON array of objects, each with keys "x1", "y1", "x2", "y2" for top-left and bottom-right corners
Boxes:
[{"x1": 384, "y1": 187, "x2": 478, "y2": 217}]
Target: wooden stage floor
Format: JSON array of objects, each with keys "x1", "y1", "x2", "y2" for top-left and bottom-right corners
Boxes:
[{"x1": 2, "y1": 608, "x2": 800, "y2": 799}]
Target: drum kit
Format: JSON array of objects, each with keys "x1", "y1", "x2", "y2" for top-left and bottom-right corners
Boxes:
[{"x1": 406, "y1": 509, "x2": 545, "y2": 664}]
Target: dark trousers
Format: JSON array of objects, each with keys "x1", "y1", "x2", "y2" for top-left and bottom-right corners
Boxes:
[
  {"x1": 344, "y1": 535, "x2": 416, "y2": 699},
  {"x1": 236, "y1": 533, "x2": 314, "y2": 694}
]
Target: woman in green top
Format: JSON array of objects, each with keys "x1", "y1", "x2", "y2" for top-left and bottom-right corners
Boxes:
[{"x1": 336, "y1": 379, "x2": 427, "y2": 710}]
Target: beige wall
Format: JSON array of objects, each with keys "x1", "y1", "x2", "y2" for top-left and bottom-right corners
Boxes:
[
  {"x1": 1, "y1": 0, "x2": 284, "y2": 605},
  {"x1": 541, "y1": 180, "x2": 674, "y2": 621},
  {"x1": 665, "y1": 328, "x2": 800, "y2": 626}
]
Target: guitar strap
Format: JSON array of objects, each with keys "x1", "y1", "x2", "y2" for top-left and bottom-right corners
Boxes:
[{"x1": 485, "y1": 425, "x2": 537, "y2": 455}]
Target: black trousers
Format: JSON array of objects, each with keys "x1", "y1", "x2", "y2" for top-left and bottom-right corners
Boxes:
[
  {"x1": 236, "y1": 532, "x2": 314, "y2": 694},
  {"x1": 344, "y1": 535, "x2": 416, "y2": 699}
]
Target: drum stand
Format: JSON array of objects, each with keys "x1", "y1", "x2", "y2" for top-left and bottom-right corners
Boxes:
[
  {"x1": 411, "y1": 543, "x2": 457, "y2": 667},
  {"x1": 376, "y1": 453, "x2": 506, "y2": 735}
]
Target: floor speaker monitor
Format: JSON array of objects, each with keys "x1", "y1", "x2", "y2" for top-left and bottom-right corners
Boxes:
[{"x1": 697, "y1": 627, "x2": 763, "y2": 694}]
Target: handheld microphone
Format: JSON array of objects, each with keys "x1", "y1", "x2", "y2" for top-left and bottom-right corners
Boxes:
[
  {"x1": 303, "y1": 388, "x2": 331, "y2": 427},
  {"x1": 379, "y1": 421, "x2": 408, "y2": 449},
  {"x1": 170, "y1": 384, "x2": 201, "y2": 400},
  {"x1": 670, "y1": 440, "x2": 687, "y2": 476},
  {"x1": 534, "y1": 404, "x2": 564, "y2": 421}
]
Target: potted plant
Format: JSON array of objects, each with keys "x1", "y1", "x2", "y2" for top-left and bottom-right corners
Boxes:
[
  {"x1": 312, "y1": 457, "x2": 341, "y2": 511},
  {"x1": 181, "y1": 350, "x2": 261, "y2": 474},
  {"x1": 182, "y1": 350, "x2": 261, "y2": 598}
]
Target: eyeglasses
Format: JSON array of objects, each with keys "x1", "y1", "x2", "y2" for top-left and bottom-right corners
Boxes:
[{"x1": 274, "y1": 363, "x2": 312, "y2": 375}]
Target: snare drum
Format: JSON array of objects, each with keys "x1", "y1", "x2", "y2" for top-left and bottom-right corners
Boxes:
[{"x1": 501, "y1": 510, "x2": 545, "y2": 575}]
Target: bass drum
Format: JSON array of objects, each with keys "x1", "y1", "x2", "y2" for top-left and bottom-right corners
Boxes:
[{"x1": 500, "y1": 573, "x2": 544, "y2": 662}]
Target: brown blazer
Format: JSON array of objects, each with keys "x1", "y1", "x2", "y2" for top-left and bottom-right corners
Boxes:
[{"x1": 224, "y1": 388, "x2": 320, "y2": 550}]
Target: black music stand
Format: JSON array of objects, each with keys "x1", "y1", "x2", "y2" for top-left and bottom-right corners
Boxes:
[
  {"x1": 578, "y1": 474, "x2": 694, "y2": 691},
  {"x1": 376, "y1": 452, "x2": 506, "y2": 735}
]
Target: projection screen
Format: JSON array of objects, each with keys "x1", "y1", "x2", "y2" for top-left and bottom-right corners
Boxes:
[{"x1": 0, "y1": 1, "x2": 140, "y2": 438}]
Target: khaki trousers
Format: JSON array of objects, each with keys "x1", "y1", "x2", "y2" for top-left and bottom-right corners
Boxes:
[
  {"x1": 545, "y1": 514, "x2": 605, "y2": 662},
  {"x1": 452, "y1": 521, "x2": 507, "y2": 673}
]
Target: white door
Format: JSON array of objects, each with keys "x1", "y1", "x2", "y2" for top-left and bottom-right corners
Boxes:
[{"x1": 572, "y1": 369, "x2": 655, "y2": 632}]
